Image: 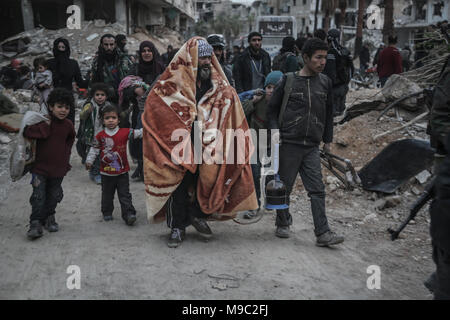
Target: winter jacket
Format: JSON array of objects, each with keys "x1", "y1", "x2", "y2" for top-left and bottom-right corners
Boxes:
[
  {"x1": 23, "y1": 115, "x2": 75, "y2": 178},
  {"x1": 267, "y1": 72, "x2": 334, "y2": 146},
  {"x1": 232, "y1": 47, "x2": 271, "y2": 93},
  {"x1": 47, "y1": 58, "x2": 87, "y2": 91},
  {"x1": 90, "y1": 52, "x2": 133, "y2": 92},
  {"x1": 127, "y1": 63, "x2": 162, "y2": 87},
  {"x1": 377, "y1": 46, "x2": 403, "y2": 78},
  {"x1": 430, "y1": 56, "x2": 450, "y2": 150},
  {"x1": 430, "y1": 133, "x2": 450, "y2": 253}
]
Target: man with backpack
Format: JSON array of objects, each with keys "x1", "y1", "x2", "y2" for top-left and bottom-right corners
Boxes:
[
  {"x1": 323, "y1": 29, "x2": 354, "y2": 116},
  {"x1": 272, "y1": 36, "x2": 300, "y2": 74},
  {"x1": 266, "y1": 38, "x2": 344, "y2": 247}
]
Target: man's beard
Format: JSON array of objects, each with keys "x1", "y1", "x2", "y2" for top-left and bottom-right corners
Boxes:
[
  {"x1": 198, "y1": 64, "x2": 211, "y2": 81},
  {"x1": 103, "y1": 49, "x2": 115, "y2": 61}
]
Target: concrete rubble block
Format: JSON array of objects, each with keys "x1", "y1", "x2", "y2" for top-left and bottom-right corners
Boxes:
[
  {"x1": 415, "y1": 170, "x2": 431, "y2": 184},
  {"x1": 326, "y1": 176, "x2": 339, "y2": 185},
  {"x1": 363, "y1": 213, "x2": 378, "y2": 223},
  {"x1": 86, "y1": 33, "x2": 99, "y2": 42},
  {"x1": 94, "y1": 20, "x2": 106, "y2": 27},
  {"x1": 0, "y1": 113, "x2": 23, "y2": 132},
  {"x1": 374, "y1": 198, "x2": 387, "y2": 210},
  {"x1": 381, "y1": 74, "x2": 422, "y2": 110},
  {"x1": 375, "y1": 195, "x2": 402, "y2": 210},
  {"x1": 411, "y1": 187, "x2": 422, "y2": 195},
  {"x1": 15, "y1": 90, "x2": 32, "y2": 102},
  {"x1": 0, "y1": 134, "x2": 12, "y2": 144}
]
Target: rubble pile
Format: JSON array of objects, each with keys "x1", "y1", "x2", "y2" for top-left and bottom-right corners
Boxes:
[
  {"x1": 0, "y1": 20, "x2": 185, "y2": 76},
  {"x1": 401, "y1": 28, "x2": 449, "y2": 87}
]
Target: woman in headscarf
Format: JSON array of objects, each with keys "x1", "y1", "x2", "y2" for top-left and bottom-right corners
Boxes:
[
  {"x1": 125, "y1": 41, "x2": 165, "y2": 181},
  {"x1": 47, "y1": 38, "x2": 88, "y2": 124},
  {"x1": 128, "y1": 41, "x2": 165, "y2": 86}
]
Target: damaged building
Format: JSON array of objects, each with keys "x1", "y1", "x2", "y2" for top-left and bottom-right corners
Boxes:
[
  {"x1": 394, "y1": 0, "x2": 449, "y2": 47},
  {"x1": 0, "y1": 0, "x2": 196, "y2": 42}
]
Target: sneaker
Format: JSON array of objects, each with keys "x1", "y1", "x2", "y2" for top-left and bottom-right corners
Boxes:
[
  {"x1": 123, "y1": 213, "x2": 137, "y2": 226},
  {"x1": 44, "y1": 215, "x2": 59, "y2": 232},
  {"x1": 103, "y1": 215, "x2": 113, "y2": 221},
  {"x1": 95, "y1": 175, "x2": 102, "y2": 185},
  {"x1": 191, "y1": 217, "x2": 212, "y2": 239},
  {"x1": 167, "y1": 228, "x2": 185, "y2": 248},
  {"x1": 243, "y1": 210, "x2": 257, "y2": 219},
  {"x1": 275, "y1": 226, "x2": 290, "y2": 238},
  {"x1": 316, "y1": 231, "x2": 344, "y2": 247},
  {"x1": 27, "y1": 220, "x2": 43, "y2": 240}
]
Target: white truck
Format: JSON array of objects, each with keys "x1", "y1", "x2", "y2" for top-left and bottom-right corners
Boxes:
[{"x1": 256, "y1": 15, "x2": 297, "y2": 60}]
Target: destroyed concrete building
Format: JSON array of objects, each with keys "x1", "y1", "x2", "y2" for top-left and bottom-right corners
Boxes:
[
  {"x1": 0, "y1": 0, "x2": 196, "y2": 42},
  {"x1": 394, "y1": 0, "x2": 450, "y2": 47}
]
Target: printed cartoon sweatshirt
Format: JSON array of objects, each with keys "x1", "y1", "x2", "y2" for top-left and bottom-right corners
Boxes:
[{"x1": 86, "y1": 127, "x2": 142, "y2": 175}]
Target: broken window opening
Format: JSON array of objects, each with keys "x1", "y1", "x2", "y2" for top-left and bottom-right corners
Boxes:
[{"x1": 433, "y1": 1, "x2": 444, "y2": 17}]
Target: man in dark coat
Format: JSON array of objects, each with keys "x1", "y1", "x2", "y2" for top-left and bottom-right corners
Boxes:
[
  {"x1": 232, "y1": 31, "x2": 271, "y2": 93},
  {"x1": 359, "y1": 42, "x2": 370, "y2": 74},
  {"x1": 90, "y1": 34, "x2": 133, "y2": 100}
]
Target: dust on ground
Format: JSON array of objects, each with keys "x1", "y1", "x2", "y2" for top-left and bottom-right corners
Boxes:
[{"x1": 0, "y1": 105, "x2": 435, "y2": 299}]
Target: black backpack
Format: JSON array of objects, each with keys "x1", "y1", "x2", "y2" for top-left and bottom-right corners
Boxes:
[{"x1": 272, "y1": 52, "x2": 296, "y2": 73}]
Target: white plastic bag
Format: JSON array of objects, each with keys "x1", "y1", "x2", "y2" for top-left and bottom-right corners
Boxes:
[{"x1": 9, "y1": 111, "x2": 48, "y2": 182}]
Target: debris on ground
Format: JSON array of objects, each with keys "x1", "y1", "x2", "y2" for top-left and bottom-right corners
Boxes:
[{"x1": 0, "y1": 21, "x2": 185, "y2": 76}]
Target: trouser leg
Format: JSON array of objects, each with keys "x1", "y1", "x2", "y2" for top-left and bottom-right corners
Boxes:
[
  {"x1": 275, "y1": 144, "x2": 304, "y2": 227},
  {"x1": 29, "y1": 174, "x2": 47, "y2": 223},
  {"x1": 167, "y1": 172, "x2": 193, "y2": 229},
  {"x1": 101, "y1": 175, "x2": 116, "y2": 216},
  {"x1": 251, "y1": 160, "x2": 261, "y2": 208},
  {"x1": 42, "y1": 177, "x2": 64, "y2": 220},
  {"x1": 116, "y1": 173, "x2": 136, "y2": 219},
  {"x1": 433, "y1": 245, "x2": 450, "y2": 300},
  {"x1": 298, "y1": 147, "x2": 330, "y2": 236}
]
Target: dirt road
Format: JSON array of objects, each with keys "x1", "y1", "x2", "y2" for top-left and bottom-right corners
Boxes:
[
  {"x1": 0, "y1": 159, "x2": 434, "y2": 299},
  {"x1": 0, "y1": 120, "x2": 434, "y2": 300}
]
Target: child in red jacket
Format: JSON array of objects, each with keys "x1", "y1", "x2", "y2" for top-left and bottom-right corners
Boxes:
[
  {"x1": 85, "y1": 105, "x2": 142, "y2": 225},
  {"x1": 23, "y1": 88, "x2": 76, "y2": 240}
]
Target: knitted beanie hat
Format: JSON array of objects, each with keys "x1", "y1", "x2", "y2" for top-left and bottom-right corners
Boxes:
[
  {"x1": 264, "y1": 71, "x2": 283, "y2": 88},
  {"x1": 198, "y1": 39, "x2": 213, "y2": 58}
]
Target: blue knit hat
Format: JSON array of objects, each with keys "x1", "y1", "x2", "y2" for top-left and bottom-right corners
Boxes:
[
  {"x1": 198, "y1": 39, "x2": 213, "y2": 58},
  {"x1": 264, "y1": 71, "x2": 283, "y2": 88}
]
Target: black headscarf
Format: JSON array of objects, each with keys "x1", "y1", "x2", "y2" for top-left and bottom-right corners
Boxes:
[
  {"x1": 136, "y1": 41, "x2": 164, "y2": 83},
  {"x1": 52, "y1": 38, "x2": 72, "y2": 79}
]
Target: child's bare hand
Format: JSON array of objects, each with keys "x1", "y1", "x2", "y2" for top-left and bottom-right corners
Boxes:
[{"x1": 85, "y1": 163, "x2": 92, "y2": 170}]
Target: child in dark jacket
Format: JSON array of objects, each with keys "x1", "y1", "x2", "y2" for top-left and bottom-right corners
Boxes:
[
  {"x1": 85, "y1": 105, "x2": 142, "y2": 225},
  {"x1": 23, "y1": 88, "x2": 76, "y2": 240}
]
